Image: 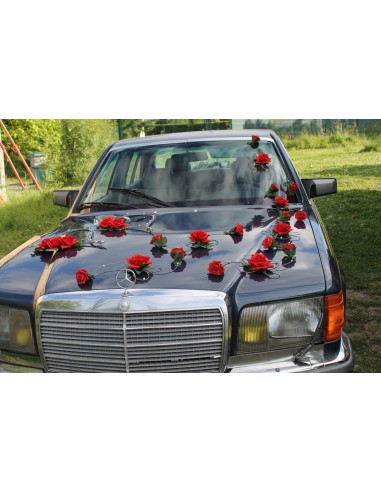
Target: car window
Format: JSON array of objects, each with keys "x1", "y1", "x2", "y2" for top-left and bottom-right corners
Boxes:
[{"x1": 80, "y1": 139, "x2": 291, "y2": 208}]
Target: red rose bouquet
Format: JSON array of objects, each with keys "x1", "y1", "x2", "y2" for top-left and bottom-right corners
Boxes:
[
  {"x1": 98, "y1": 216, "x2": 127, "y2": 231},
  {"x1": 35, "y1": 235, "x2": 80, "y2": 252}
]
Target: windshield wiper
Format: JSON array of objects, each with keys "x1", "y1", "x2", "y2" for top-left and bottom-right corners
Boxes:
[
  {"x1": 77, "y1": 201, "x2": 140, "y2": 211},
  {"x1": 109, "y1": 188, "x2": 173, "y2": 208}
]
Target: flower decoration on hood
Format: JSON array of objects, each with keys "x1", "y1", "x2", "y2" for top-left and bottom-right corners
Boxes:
[
  {"x1": 294, "y1": 210, "x2": 308, "y2": 222},
  {"x1": 35, "y1": 235, "x2": 80, "y2": 253},
  {"x1": 126, "y1": 254, "x2": 152, "y2": 275},
  {"x1": 264, "y1": 183, "x2": 279, "y2": 198},
  {"x1": 208, "y1": 260, "x2": 225, "y2": 276},
  {"x1": 225, "y1": 223, "x2": 244, "y2": 236},
  {"x1": 150, "y1": 234, "x2": 167, "y2": 249},
  {"x1": 75, "y1": 268, "x2": 94, "y2": 285},
  {"x1": 170, "y1": 247, "x2": 186, "y2": 263},
  {"x1": 189, "y1": 230, "x2": 213, "y2": 249},
  {"x1": 279, "y1": 210, "x2": 292, "y2": 223},
  {"x1": 243, "y1": 253, "x2": 274, "y2": 272},
  {"x1": 282, "y1": 243, "x2": 296, "y2": 259},
  {"x1": 273, "y1": 222, "x2": 292, "y2": 238},
  {"x1": 273, "y1": 196, "x2": 289, "y2": 209},
  {"x1": 262, "y1": 236, "x2": 277, "y2": 250},
  {"x1": 98, "y1": 216, "x2": 127, "y2": 231}
]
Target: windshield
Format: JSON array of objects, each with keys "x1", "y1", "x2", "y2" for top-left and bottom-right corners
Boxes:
[{"x1": 78, "y1": 139, "x2": 291, "y2": 210}]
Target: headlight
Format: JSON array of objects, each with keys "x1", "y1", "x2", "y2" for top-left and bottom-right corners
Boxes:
[
  {"x1": 0, "y1": 306, "x2": 35, "y2": 353},
  {"x1": 236, "y1": 297, "x2": 324, "y2": 354}
]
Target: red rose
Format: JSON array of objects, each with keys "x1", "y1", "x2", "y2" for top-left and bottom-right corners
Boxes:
[
  {"x1": 279, "y1": 211, "x2": 292, "y2": 223},
  {"x1": 60, "y1": 235, "x2": 80, "y2": 250},
  {"x1": 75, "y1": 268, "x2": 93, "y2": 285},
  {"x1": 262, "y1": 237, "x2": 274, "y2": 249},
  {"x1": 151, "y1": 234, "x2": 163, "y2": 243},
  {"x1": 170, "y1": 247, "x2": 186, "y2": 261},
  {"x1": 274, "y1": 196, "x2": 289, "y2": 208},
  {"x1": 247, "y1": 253, "x2": 274, "y2": 272},
  {"x1": 150, "y1": 234, "x2": 167, "y2": 248},
  {"x1": 251, "y1": 135, "x2": 260, "y2": 142},
  {"x1": 189, "y1": 230, "x2": 210, "y2": 245},
  {"x1": 294, "y1": 210, "x2": 308, "y2": 221},
  {"x1": 37, "y1": 237, "x2": 58, "y2": 249},
  {"x1": 98, "y1": 216, "x2": 127, "y2": 230},
  {"x1": 113, "y1": 218, "x2": 128, "y2": 229},
  {"x1": 208, "y1": 260, "x2": 225, "y2": 276},
  {"x1": 234, "y1": 223, "x2": 244, "y2": 236},
  {"x1": 98, "y1": 217, "x2": 113, "y2": 229},
  {"x1": 126, "y1": 254, "x2": 152, "y2": 270},
  {"x1": 282, "y1": 243, "x2": 295, "y2": 251},
  {"x1": 290, "y1": 182, "x2": 298, "y2": 192},
  {"x1": 282, "y1": 243, "x2": 296, "y2": 258},
  {"x1": 273, "y1": 222, "x2": 292, "y2": 236},
  {"x1": 255, "y1": 153, "x2": 271, "y2": 165},
  {"x1": 270, "y1": 183, "x2": 279, "y2": 192}
]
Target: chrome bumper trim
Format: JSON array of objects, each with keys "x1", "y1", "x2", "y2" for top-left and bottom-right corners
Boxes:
[{"x1": 227, "y1": 333, "x2": 354, "y2": 373}]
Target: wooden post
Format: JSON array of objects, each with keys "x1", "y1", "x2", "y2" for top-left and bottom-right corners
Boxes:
[{"x1": 0, "y1": 127, "x2": 8, "y2": 203}]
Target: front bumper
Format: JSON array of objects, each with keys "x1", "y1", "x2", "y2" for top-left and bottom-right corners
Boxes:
[
  {"x1": 0, "y1": 333, "x2": 354, "y2": 373},
  {"x1": 228, "y1": 332, "x2": 354, "y2": 373}
]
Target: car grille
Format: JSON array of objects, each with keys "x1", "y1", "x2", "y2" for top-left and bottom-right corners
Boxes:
[{"x1": 39, "y1": 309, "x2": 224, "y2": 372}]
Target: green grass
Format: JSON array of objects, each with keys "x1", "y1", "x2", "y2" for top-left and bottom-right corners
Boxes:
[
  {"x1": 0, "y1": 189, "x2": 67, "y2": 257},
  {"x1": 1, "y1": 137, "x2": 380, "y2": 372},
  {"x1": 289, "y1": 145, "x2": 381, "y2": 372}
]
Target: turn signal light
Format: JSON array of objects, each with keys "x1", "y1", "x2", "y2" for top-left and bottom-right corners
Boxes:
[{"x1": 324, "y1": 292, "x2": 344, "y2": 341}]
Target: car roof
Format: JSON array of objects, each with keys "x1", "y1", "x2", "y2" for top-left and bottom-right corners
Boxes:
[{"x1": 111, "y1": 129, "x2": 275, "y2": 150}]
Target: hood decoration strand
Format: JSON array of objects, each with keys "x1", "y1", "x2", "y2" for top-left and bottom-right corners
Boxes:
[{"x1": 57, "y1": 190, "x2": 309, "y2": 287}]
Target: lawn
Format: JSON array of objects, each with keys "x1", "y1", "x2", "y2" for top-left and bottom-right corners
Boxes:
[
  {"x1": 288, "y1": 146, "x2": 381, "y2": 372},
  {"x1": 0, "y1": 143, "x2": 380, "y2": 372}
]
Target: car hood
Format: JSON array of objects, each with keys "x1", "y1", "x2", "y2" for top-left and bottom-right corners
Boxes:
[{"x1": 0, "y1": 207, "x2": 326, "y2": 308}]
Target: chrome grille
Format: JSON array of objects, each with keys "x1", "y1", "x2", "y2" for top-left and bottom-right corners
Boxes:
[{"x1": 39, "y1": 308, "x2": 224, "y2": 372}]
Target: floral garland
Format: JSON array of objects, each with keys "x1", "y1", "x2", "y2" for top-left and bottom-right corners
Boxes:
[{"x1": 31, "y1": 189, "x2": 308, "y2": 286}]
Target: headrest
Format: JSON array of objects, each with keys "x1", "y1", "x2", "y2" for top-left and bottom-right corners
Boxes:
[{"x1": 165, "y1": 154, "x2": 191, "y2": 175}]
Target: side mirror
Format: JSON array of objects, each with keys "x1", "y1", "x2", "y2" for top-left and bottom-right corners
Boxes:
[
  {"x1": 53, "y1": 190, "x2": 79, "y2": 208},
  {"x1": 301, "y1": 178, "x2": 337, "y2": 198}
]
